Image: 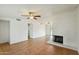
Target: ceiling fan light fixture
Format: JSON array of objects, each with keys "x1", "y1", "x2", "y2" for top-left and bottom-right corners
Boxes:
[
  {"x1": 30, "y1": 16, "x2": 34, "y2": 19},
  {"x1": 21, "y1": 10, "x2": 41, "y2": 20}
]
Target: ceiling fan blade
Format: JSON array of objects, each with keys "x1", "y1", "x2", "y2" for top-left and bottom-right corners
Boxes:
[
  {"x1": 33, "y1": 17, "x2": 37, "y2": 20},
  {"x1": 34, "y1": 15, "x2": 41, "y2": 17}
]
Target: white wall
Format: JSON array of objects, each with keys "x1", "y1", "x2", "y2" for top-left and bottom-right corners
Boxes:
[
  {"x1": 31, "y1": 22, "x2": 45, "y2": 38},
  {"x1": 0, "y1": 18, "x2": 28, "y2": 44},
  {"x1": 0, "y1": 20, "x2": 10, "y2": 43},
  {"x1": 52, "y1": 10, "x2": 77, "y2": 48},
  {"x1": 76, "y1": 6, "x2": 79, "y2": 51},
  {"x1": 10, "y1": 19, "x2": 28, "y2": 44},
  {"x1": 46, "y1": 24, "x2": 51, "y2": 36}
]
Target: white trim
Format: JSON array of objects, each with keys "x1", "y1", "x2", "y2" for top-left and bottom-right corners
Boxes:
[
  {"x1": 10, "y1": 39, "x2": 28, "y2": 44},
  {"x1": 47, "y1": 40, "x2": 77, "y2": 51},
  {"x1": 78, "y1": 50, "x2": 79, "y2": 54}
]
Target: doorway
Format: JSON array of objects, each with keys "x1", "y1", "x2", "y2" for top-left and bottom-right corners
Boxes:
[
  {"x1": 28, "y1": 23, "x2": 33, "y2": 39},
  {"x1": 28, "y1": 23, "x2": 30, "y2": 39},
  {"x1": 0, "y1": 20, "x2": 10, "y2": 44}
]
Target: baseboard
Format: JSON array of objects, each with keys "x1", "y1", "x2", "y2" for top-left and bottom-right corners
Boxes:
[
  {"x1": 31, "y1": 35, "x2": 45, "y2": 38},
  {"x1": 10, "y1": 39, "x2": 28, "y2": 44},
  {"x1": 0, "y1": 42, "x2": 9, "y2": 44},
  {"x1": 77, "y1": 50, "x2": 79, "y2": 54},
  {"x1": 31, "y1": 36, "x2": 46, "y2": 39}
]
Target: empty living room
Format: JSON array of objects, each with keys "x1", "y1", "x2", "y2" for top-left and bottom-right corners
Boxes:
[{"x1": 0, "y1": 4, "x2": 79, "y2": 55}]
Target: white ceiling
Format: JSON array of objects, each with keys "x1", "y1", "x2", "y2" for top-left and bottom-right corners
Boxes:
[{"x1": 0, "y1": 4, "x2": 78, "y2": 18}]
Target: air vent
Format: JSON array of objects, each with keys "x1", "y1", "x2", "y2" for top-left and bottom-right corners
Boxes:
[{"x1": 16, "y1": 18, "x2": 21, "y2": 21}]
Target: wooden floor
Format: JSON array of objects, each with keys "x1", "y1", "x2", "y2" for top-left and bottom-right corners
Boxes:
[{"x1": 0, "y1": 37, "x2": 78, "y2": 55}]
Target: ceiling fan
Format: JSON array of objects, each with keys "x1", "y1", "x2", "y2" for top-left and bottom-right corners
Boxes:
[{"x1": 22, "y1": 11, "x2": 41, "y2": 20}]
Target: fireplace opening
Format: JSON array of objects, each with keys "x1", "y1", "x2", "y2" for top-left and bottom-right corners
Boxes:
[{"x1": 53, "y1": 35, "x2": 63, "y2": 44}]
